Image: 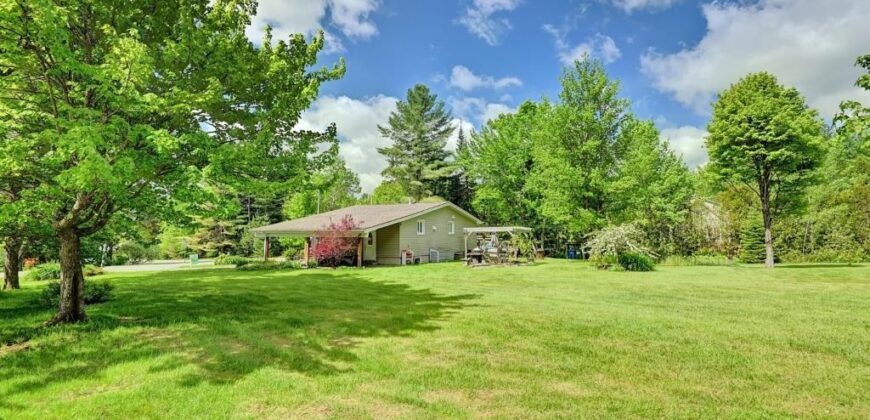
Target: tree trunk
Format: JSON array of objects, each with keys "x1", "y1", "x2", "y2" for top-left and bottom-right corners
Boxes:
[
  {"x1": 49, "y1": 228, "x2": 87, "y2": 324},
  {"x1": 760, "y1": 189, "x2": 775, "y2": 269},
  {"x1": 3, "y1": 238, "x2": 22, "y2": 290}
]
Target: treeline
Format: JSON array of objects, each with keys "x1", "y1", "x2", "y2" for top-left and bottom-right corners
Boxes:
[{"x1": 365, "y1": 56, "x2": 869, "y2": 265}]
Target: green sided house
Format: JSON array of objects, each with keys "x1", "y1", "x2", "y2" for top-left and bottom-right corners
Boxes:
[{"x1": 251, "y1": 202, "x2": 483, "y2": 265}]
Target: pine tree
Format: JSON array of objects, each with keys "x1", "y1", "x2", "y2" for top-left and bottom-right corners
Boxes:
[
  {"x1": 378, "y1": 85, "x2": 455, "y2": 201},
  {"x1": 739, "y1": 220, "x2": 767, "y2": 264}
]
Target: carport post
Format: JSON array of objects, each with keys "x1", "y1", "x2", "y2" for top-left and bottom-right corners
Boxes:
[
  {"x1": 464, "y1": 234, "x2": 468, "y2": 260},
  {"x1": 356, "y1": 236, "x2": 363, "y2": 268},
  {"x1": 303, "y1": 237, "x2": 310, "y2": 266}
]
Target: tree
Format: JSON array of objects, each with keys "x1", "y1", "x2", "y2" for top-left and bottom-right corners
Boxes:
[
  {"x1": 739, "y1": 219, "x2": 767, "y2": 264},
  {"x1": 529, "y1": 58, "x2": 630, "y2": 238},
  {"x1": 463, "y1": 102, "x2": 545, "y2": 230},
  {"x1": 369, "y1": 181, "x2": 410, "y2": 204},
  {"x1": 312, "y1": 215, "x2": 361, "y2": 267},
  {"x1": 608, "y1": 118, "x2": 694, "y2": 255},
  {"x1": 378, "y1": 84, "x2": 455, "y2": 201},
  {"x1": 0, "y1": 1, "x2": 343, "y2": 323},
  {"x1": 706, "y1": 72, "x2": 825, "y2": 267}
]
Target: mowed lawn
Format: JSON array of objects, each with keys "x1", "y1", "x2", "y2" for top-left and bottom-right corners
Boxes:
[{"x1": 1, "y1": 261, "x2": 868, "y2": 419}]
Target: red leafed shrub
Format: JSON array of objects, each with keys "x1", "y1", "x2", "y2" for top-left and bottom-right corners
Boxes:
[{"x1": 312, "y1": 215, "x2": 362, "y2": 267}]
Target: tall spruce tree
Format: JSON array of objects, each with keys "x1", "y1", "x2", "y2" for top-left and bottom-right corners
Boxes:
[{"x1": 378, "y1": 84, "x2": 455, "y2": 201}]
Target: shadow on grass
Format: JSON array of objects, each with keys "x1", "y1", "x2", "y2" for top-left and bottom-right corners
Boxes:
[
  {"x1": 775, "y1": 263, "x2": 863, "y2": 269},
  {"x1": 0, "y1": 269, "x2": 478, "y2": 402}
]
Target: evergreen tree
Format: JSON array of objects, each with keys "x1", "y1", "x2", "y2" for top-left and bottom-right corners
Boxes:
[
  {"x1": 378, "y1": 84, "x2": 455, "y2": 201},
  {"x1": 739, "y1": 219, "x2": 767, "y2": 264}
]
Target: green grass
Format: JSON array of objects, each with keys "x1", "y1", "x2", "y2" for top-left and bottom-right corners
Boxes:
[{"x1": 1, "y1": 260, "x2": 868, "y2": 419}]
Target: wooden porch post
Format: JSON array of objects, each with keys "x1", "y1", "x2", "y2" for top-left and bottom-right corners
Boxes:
[
  {"x1": 303, "y1": 237, "x2": 310, "y2": 267},
  {"x1": 263, "y1": 236, "x2": 270, "y2": 261},
  {"x1": 356, "y1": 237, "x2": 363, "y2": 268}
]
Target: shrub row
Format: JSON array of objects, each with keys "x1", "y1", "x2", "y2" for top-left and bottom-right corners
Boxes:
[
  {"x1": 591, "y1": 253, "x2": 656, "y2": 272},
  {"x1": 213, "y1": 254, "x2": 252, "y2": 267},
  {"x1": 24, "y1": 263, "x2": 105, "y2": 281},
  {"x1": 236, "y1": 260, "x2": 307, "y2": 271},
  {"x1": 34, "y1": 281, "x2": 114, "y2": 308}
]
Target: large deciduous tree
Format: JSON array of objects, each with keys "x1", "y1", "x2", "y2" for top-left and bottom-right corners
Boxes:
[
  {"x1": 706, "y1": 72, "x2": 824, "y2": 268},
  {"x1": 529, "y1": 59, "x2": 629, "y2": 237},
  {"x1": 378, "y1": 84, "x2": 455, "y2": 201},
  {"x1": 462, "y1": 101, "x2": 545, "y2": 231},
  {"x1": 0, "y1": 0, "x2": 343, "y2": 323}
]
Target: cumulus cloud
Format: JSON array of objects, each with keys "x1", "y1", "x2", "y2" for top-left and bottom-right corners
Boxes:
[
  {"x1": 641, "y1": 0, "x2": 870, "y2": 118},
  {"x1": 456, "y1": 0, "x2": 522, "y2": 45},
  {"x1": 544, "y1": 25, "x2": 621, "y2": 66},
  {"x1": 660, "y1": 126, "x2": 709, "y2": 169},
  {"x1": 450, "y1": 97, "x2": 516, "y2": 126},
  {"x1": 297, "y1": 95, "x2": 398, "y2": 193},
  {"x1": 605, "y1": 0, "x2": 678, "y2": 13},
  {"x1": 450, "y1": 65, "x2": 522, "y2": 91},
  {"x1": 245, "y1": 0, "x2": 381, "y2": 53}
]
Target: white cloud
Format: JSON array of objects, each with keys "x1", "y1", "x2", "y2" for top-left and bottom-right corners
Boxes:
[
  {"x1": 450, "y1": 65, "x2": 522, "y2": 91},
  {"x1": 544, "y1": 25, "x2": 622, "y2": 66},
  {"x1": 605, "y1": 0, "x2": 678, "y2": 13},
  {"x1": 660, "y1": 126, "x2": 709, "y2": 169},
  {"x1": 451, "y1": 97, "x2": 516, "y2": 126},
  {"x1": 245, "y1": 0, "x2": 380, "y2": 53},
  {"x1": 297, "y1": 95, "x2": 398, "y2": 193},
  {"x1": 641, "y1": 0, "x2": 870, "y2": 118},
  {"x1": 456, "y1": 0, "x2": 522, "y2": 45}
]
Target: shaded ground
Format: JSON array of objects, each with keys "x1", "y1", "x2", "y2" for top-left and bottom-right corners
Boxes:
[{"x1": 0, "y1": 261, "x2": 868, "y2": 418}]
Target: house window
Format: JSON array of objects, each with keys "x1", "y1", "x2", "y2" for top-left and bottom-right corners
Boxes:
[
  {"x1": 448, "y1": 221, "x2": 455, "y2": 235},
  {"x1": 416, "y1": 220, "x2": 425, "y2": 235},
  {"x1": 367, "y1": 232, "x2": 373, "y2": 245}
]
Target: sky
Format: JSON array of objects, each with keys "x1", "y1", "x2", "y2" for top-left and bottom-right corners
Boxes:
[{"x1": 246, "y1": 0, "x2": 870, "y2": 193}]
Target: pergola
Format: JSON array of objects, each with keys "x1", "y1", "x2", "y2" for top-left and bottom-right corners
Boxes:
[{"x1": 463, "y1": 226, "x2": 533, "y2": 264}]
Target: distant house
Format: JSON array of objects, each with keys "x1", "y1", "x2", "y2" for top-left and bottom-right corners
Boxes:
[{"x1": 251, "y1": 202, "x2": 483, "y2": 265}]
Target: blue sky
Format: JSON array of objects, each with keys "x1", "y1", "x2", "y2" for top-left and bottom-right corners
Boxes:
[{"x1": 247, "y1": 0, "x2": 870, "y2": 192}]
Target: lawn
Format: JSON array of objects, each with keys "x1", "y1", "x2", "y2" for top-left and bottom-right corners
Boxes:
[{"x1": 1, "y1": 260, "x2": 868, "y2": 419}]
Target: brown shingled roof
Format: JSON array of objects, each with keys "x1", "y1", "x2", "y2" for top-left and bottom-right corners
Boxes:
[{"x1": 251, "y1": 202, "x2": 481, "y2": 237}]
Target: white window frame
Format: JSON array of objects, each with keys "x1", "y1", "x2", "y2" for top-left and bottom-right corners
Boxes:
[
  {"x1": 448, "y1": 221, "x2": 455, "y2": 235},
  {"x1": 416, "y1": 220, "x2": 425, "y2": 235}
]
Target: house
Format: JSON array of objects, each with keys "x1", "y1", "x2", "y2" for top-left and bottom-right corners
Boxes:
[{"x1": 251, "y1": 202, "x2": 483, "y2": 265}]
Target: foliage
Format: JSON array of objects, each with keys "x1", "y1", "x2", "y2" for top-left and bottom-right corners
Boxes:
[
  {"x1": 34, "y1": 281, "x2": 114, "y2": 308},
  {"x1": 617, "y1": 253, "x2": 655, "y2": 272},
  {"x1": 463, "y1": 102, "x2": 546, "y2": 231},
  {"x1": 116, "y1": 241, "x2": 156, "y2": 264},
  {"x1": 24, "y1": 263, "x2": 61, "y2": 281},
  {"x1": 82, "y1": 264, "x2": 105, "y2": 277},
  {"x1": 609, "y1": 118, "x2": 694, "y2": 255},
  {"x1": 312, "y1": 215, "x2": 362, "y2": 268},
  {"x1": 0, "y1": 0, "x2": 343, "y2": 322},
  {"x1": 739, "y1": 220, "x2": 767, "y2": 264},
  {"x1": 283, "y1": 159, "x2": 361, "y2": 219},
  {"x1": 378, "y1": 84, "x2": 455, "y2": 201},
  {"x1": 368, "y1": 181, "x2": 410, "y2": 204},
  {"x1": 213, "y1": 254, "x2": 251, "y2": 267},
  {"x1": 528, "y1": 59, "x2": 630, "y2": 237},
  {"x1": 660, "y1": 255, "x2": 734, "y2": 266},
  {"x1": 586, "y1": 224, "x2": 652, "y2": 259},
  {"x1": 236, "y1": 260, "x2": 302, "y2": 271},
  {"x1": 706, "y1": 72, "x2": 825, "y2": 267},
  {"x1": 157, "y1": 225, "x2": 193, "y2": 259}
]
